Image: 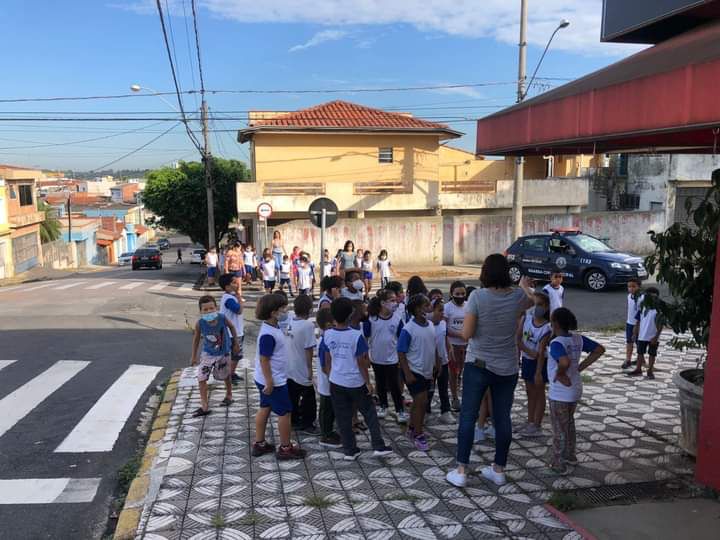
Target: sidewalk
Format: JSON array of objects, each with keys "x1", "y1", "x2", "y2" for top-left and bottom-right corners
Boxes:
[
  {"x1": 0, "y1": 264, "x2": 109, "y2": 287},
  {"x1": 120, "y1": 332, "x2": 700, "y2": 539}
]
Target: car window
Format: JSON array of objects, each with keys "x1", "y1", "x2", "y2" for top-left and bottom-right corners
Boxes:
[
  {"x1": 549, "y1": 237, "x2": 574, "y2": 254},
  {"x1": 121, "y1": 252, "x2": 132, "y2": 257},
  {"x1": 520, "y1": 237, "x2": 547, "y2": 252},
  {"x1": 572, "y1": 234, "x2": 612, "y2": 253}
]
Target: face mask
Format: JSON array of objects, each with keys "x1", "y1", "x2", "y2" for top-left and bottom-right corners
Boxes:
[
  {"x1": 201, "y1": 311, "x2": 218, "y2": 322},
  {"x1": 382, "y1": 301, "x2": 397, "y2": 313},
  {"x1": 534, "y1": 306, "x2": 549, "y2": 319},
  {"x1": 277, "y1": 311, "x2": 289, "y2": 323},
  {"x1": 352, "y1": 280, "x2": 364, "y2": 291},
  {"x1": 452, "y1": 296, "x2": 465, "y2": 305}
]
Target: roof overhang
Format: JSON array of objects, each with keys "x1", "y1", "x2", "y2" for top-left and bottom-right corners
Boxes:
[
  {"x1": 238, "y1": 126, "x2": 463, "y2": 144},
  {"x1": 476, "y1": 20, "x2": 720, "y2": 156}
]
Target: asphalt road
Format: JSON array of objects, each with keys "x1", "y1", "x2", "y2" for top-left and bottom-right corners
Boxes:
[{"x1": 0, "y1": 236, "x2": 206, "y2": 540}]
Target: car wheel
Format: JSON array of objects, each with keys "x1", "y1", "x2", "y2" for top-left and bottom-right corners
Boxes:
[
  {"x1": 508, "y1": 264, "x2": 522, "y2": 284},
  {"x1": 584, "y1": 269, "x2": 608, "y2": 292}
]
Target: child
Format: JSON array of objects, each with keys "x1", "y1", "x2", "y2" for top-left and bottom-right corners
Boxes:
[
  {"x1": 428, "y1": 297, "x2": 453, "y2": 423},
  {"x1": 316, "y1": 308, "x2": 342, "y2": 447},
  {"x1": 547, "y1": 307, "x2": 605, "y2": 474},
  {"x1": 629, "y1": 287, "x2": 663, "y2": 379},
  {"x1": 260, "y1": 249, "x2": 277, "y2": 294},
  {"x1": 622, "y1": 278, "x2": 643, "y2": 370},
  {"x1": 428, "y1": 289, "x2": 444, "y2": 303},
  {"x1": 365, "y1": 290, "x2": 409, "y2": 423},
  {"x1": 296, "y1": 255, "x2": 315, "y2": 296},
  {"x1": 279, "y1": 255, "x2": 294, "y2": 297},
  {"x1": 323, "y1": 297, "x2": 393, "y2": 460},
  {"x1": 286, "y1": 295, "x2": 317, "y2": 432},
  {"x1": 219, "y1": 273, "x2": 245, "y2": 385},
  {"x1": 355, "y1": 248, "x2": 364, "y2": 270},
  {"x1": 318, "y1": 275, "x2": 344, "y2": 311},
  {"x1": 362, "y1": 250, "x2": 374, "y2": 295},
  {"x1": 517, "y1": 292, "x2": 552, "y2": 436},
  {"x1": 377, "y1": 250, "x2": 392, "y2": 288},
  {"x1": 190, "y1": 295, "x2": 240, "y2": 417},
  {"x1": 385, "y1": 281, "x2": 406, "y2": 322},
  {"x1": 252, "y1": 293, "x2": 306, "y2": 460},
  {"x1": 398, "y1": 294, "x2": 440, "y2": 451},
  {"x1": 341, "y1": 269, "x2": 365, "y2": 301},
  {"x1": 543, "y1": 273, "x2": 565, "y2": 314},
  {"x1": 444, "y1": 281, "x2": 467, "y2": 412},
  {"x1": 243, "y1": 244, "x2": 257, "y2": 284},
  {"x1": 322, "y1": 249, "x2": 334, "y2": 279}
]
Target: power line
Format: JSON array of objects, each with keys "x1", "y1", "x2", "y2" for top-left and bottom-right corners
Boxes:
[
  {"x1": 181, "y1": 0, "x2": 200, "y2": 111},
  {"x1": 90, "y1": 122, "x2": 181, "y2": 172},
  {"x1": 190, "y1": 0, "x2": 206, "y2": 95}
]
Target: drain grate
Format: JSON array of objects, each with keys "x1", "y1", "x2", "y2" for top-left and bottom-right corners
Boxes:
[{"x1": 564, "y1": 479, "x2": 696, "y2": 508}]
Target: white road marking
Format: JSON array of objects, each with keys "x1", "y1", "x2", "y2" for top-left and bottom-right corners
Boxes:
[
  {"x1": 52, "y1": 281, "x2": 86, "y2": 291},
  {"x1": 0, "y1": 360, "x2": 16, "y2": 371},
  {"x1": 0, "y1": 478, "x2": 101, "y2": 504},
  {"x1": 0, "y1": 285, "x2": 21, "y2": 293},
  {"x1": 55, "y1": 364, "x2": 162, "y2": 453},
  {"x1": 148, "y1": 281, "x2": 170, "y2": 291},
  {"x1": 0, "y1": 361, "x2": 90, "y2": 439},
  {"x1": 179, "y1": 283, "x2": 194, "y2": 291},
  {"x1": 22, "y1": 282, "x2": 55, "y2": 292},
  {"x1": 85, "y1": 281, "x2": 117, "y2": 290},
  {"x1": 119, "y1": 281, "x2": 144, "y2": 290}
]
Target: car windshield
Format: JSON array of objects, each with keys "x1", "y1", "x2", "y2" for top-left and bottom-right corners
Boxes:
[
  {"x1": 121, "y1": 252, "x2": 132, "y2": 257},
  {"x1": 136, "y1": 249, "x2": 158, "y2": 255},
  {"x1": 572, "y1": 234, "x2": 613, "y2": 253}
]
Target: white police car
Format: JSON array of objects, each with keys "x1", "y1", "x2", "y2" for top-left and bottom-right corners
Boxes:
[{"x1": 505, "y1": 229, "x2": 648, "y2": 292}]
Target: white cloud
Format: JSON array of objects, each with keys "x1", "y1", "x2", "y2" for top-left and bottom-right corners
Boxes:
[
  {"x1": 431, "y1": 85, "x2": 485, "y2": 99},
  {"x1": 289, "y1": 29, "x2": 349, "y2": 52}
]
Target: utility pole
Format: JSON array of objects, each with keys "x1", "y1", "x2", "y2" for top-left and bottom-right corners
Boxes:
[
  {"x1": 67, "y1": 194, "x2": 73, "y2": 265},
  {"x1": 512, "y1": 0, "x2": 528, "y2": 241},
  {"x1": 201, "y1": 100, "x2": 216, "y2": 251}
]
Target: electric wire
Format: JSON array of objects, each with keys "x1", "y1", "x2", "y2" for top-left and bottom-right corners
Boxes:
[{"x1": 90, "y1": 122, "x2": 181, "y2": 172}]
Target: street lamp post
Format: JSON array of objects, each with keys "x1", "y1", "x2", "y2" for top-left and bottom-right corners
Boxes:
[{"x1": 512, "y1": 7, "x2": 570, "y2": 240}]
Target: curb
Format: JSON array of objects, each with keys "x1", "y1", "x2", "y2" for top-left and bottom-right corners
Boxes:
[
  {"x1": 113, "y1": 370, "x2": 182, "y2": 540},
  {"x1": 543, "y1": 503, "x2": 599, "y2": 540}
]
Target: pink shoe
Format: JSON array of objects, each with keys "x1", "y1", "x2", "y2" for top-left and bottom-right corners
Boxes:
[{"x1": 414, "y1": 433, "x2": 429, "y2": 452}]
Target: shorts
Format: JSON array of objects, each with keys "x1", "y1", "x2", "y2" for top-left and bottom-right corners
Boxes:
[
  {"x1": 449, "y1": 344, "x2": 467, "y2": 375},
  {"x1": 264, "y1": 280, "x2": 276, "y2": 289},
  {"x1": 521, "y1": 357, "x2": 549, "y2": 383},
  {"x1": 255, "y1": 382, "x2": 292, "y2": 416},
  {"x1": 280, "y1": 278, "x2": 291, "y2": 285},
  {"x1": 402, "y1": 371, "x2": 431, "y2": 396},
  {"x1": 364, "y1": 271, "x2": 373, "y2": 280},
  {"x1": 244, "y1": 264, "x2": 254, "y2": 275},
  {"x1": 626, "y1": 323, "x2": 636, "y2": 344},
  {"x1": 207, "y1": 266, "x2": 218, "y2": 278},
  {"x1": 196, "y1": 352, "x2": 231, "y2": 382},
  {"x1": 231, "y1": 335, "x2": 244, "y2": 362},
  {"x1": 637, "y1": 340, "x2": 658, "y2": 357}
]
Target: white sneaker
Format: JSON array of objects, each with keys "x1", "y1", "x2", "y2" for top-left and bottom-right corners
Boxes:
[
  {"x1": 396, "y1": 411, "x2": 410, "y2": 424},
  {"x1": 440, "y1": 412, "x2": 455, "y2": 424},
  {"x1": 481, "y1": 465, "x2": 507, "y2": 486},
  {"x1": 445, "y1": 469, "x2": 467, "y2": 488},
  {"x1": 473, "y1": 426, "x2": 485, "y2": 443},
  {"x1": 484, "y1": 425, "x2": 496, "y2": 438},
  {"x1": 377, "y1": 407, "x2": 387, "y2": 419}
]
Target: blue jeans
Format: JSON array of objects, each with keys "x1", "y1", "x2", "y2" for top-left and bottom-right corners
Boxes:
[{"x1": 456, "y1": 363, "x2": 518, "y2": 467}]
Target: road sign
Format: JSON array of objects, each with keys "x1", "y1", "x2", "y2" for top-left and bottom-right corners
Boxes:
[
  {"x1": 257, "y1": 202, "x2": 273, "y2": 219},
  {"x1": 308, "y1": 197, "x2": 338, "y2": 228}
]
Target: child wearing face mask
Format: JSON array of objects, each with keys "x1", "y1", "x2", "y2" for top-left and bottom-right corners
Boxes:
[
  {"x1": 318, "y1": 275, "x2": 344, "y2": 311},
  {"x1": 428, "y1": 297, "x2": 454, "y2": 423},
  {"x1": 517, "y1": 292, "x2": 553, "y2": 437},
  {"x1": 191, "y1": 295, "x2": 240, "y2": 417},
  {"x1": 260, "y1": 248, "x2": 278, "y2": 294},
  {"x1": 444, "y1": 281, "x2": 468, "y2": 412},
  {"x1": 341, "y1": 270, "x2": 365, "y2": 301},
  {"x1": 365, "y1": 290, "x2": 409, "y2": 423}
]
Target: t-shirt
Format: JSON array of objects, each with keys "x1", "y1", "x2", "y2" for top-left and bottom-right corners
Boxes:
[
  {"x1": 199, "y1": 314, "x2": 230, "y2": 356},
  {"x1": 322, "y1": 261, "x2": 333, "y2": 277},
  {"x1": 434, "y1": 320, "x2": 449, "y2": 365},
  {"x1": 521, "y1": 315, "x2": 551, "y2": 361},
  {"x1": 636, "y1": 306, "x2": 660, "y2": 342},
  {"x1": 220, "y1": 292, "x2": 244, "y2": 338},
  {"x1": 364, "y1": 313, "x2": 404, "y2": 365},
  {"x1": 339, "y1": 251, "x2": 356, "y2": 270},
  {"x1": 377, "y1": 259, "x2": 392, "y2": 279},
  {"x1": 397, "y1": 318, "x2": 437, "y2": 379},
  {"x1": 548, "y1": 334, "x2": 599, "y2": 402},
  {"x1": 297, "y1": 265, "x2": 314, "y2": 290},
  {"x1": 260, "y1": 259, "x2": 277, "y2": 281},
  {"x1": 355, "y1": 256, "x2": 363, "y2": 268},
  {"x1": 285, "y1": 317, "x2": 316, "y2": 386},
  {"x1": 324, "y1": 327, "x2": 369, "y2": 388},
  {"x1": 361, "y1": 259, "x2": 373, "y2": 272},
  {"x1": 341, "y1": 287, "x2": 364, "y2": 301},
  {"x1": 316, "y1": 336, "x2": 331, "y2": 396},
  {"x1": 465, "y1": 287, "x2": 530, "y2": 376},
  {"x1": 627, "y1": 293, "x2": 643, "y2": 325},
  {"x1": 206, "y1": 252, "x2": 218, "y2": 268},
  {"x1": 254, "y1": 322, "x2": 289, "y2": 387},
  {"x1": 443, "y1": 301, "x2": 467, "y2": 346},
  {"x1": 317, "y1": 293, "x2": 333, "y2": 311},
  {"x1": 543, "y1": 284, "x2": 565, "y2": 314},
  {"x1": 280, "y1": 262, "x2": 292, "y2": 279},
  {"x1": 243, "y1": 250, "x2": 256, "y2": 266}
]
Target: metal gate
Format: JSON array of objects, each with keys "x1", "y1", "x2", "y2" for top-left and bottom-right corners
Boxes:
[
  {"x1": 12, "y1": 232, "x2": 39, "y2": 274},
  {"x1": 76, "y1": 240, "x2": 87, "y2": 265}
]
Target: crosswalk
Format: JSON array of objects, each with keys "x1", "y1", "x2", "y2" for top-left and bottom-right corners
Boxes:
[{"x1": 1, "y1": 278, "x2": 202, "y2": 297}]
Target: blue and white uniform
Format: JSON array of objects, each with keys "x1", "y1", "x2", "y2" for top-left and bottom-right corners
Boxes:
[
  {"x1": 397, "y1": 318, "x2": 437, "y2": 379},
  {"x1": 363, "y1": 313, "x2": 404, "y2": 365},
  {"x1": 323, "y1": 327, "x2": 369, "y2": 389},
  {"x1": 547, "y1": 334, "x2": 599, "y2": 402}
]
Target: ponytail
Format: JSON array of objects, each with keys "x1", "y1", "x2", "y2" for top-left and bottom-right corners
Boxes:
[{"x1": 367, "y1": 296, "x2": 382, "y2": 317}]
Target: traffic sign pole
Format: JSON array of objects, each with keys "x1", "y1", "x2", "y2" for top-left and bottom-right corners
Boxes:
[{"x1": 320, "y1": 208, "x2": 326, "y2": 279}]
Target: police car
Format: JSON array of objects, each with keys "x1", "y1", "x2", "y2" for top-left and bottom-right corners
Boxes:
[{"x1": 505, "y1": 229, "x2": 648, "y2": 292}]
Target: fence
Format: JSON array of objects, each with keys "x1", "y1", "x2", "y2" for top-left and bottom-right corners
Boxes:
[{"x1": 41, "y1": 239, "x2": 75, "y2": 270}]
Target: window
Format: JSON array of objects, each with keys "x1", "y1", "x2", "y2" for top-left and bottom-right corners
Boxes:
[
  {"x1": 18, "y1": 184, "x2": 33, "y2": 206},
  {"x1": 378, "y1": 147, "x2": 393, "y2": 163},
  {"x1": 521, "y1": 237, "x2": 547, "y2": 252}
]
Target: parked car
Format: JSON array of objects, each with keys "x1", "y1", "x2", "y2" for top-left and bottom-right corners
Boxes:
[
  {"x1": 190, "y1": 249, "x2": 206, "y2": 264},
  {"x1": 505, "y1": 229, "x2": 648, "y2": 292},
  {"x1": 132, "y1": 248, "x2": 163, "y2": 270},
  {"x1": 158, "y1": 238, "x2": 171, "y2": 250},
  {"x1": 118, "y1": 252, "x2": 134, "y2": 266},
  {"x1": 144, "y1": 243, "x2": 159, "y2": 250}
]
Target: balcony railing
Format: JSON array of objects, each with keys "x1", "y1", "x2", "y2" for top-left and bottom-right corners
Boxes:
[
  {"x1": 262, "y1": 182, "x2": 325, "y2": 197},
  {"x1": 353, "y1": 181, "x2": 411, "y2": 195},
  {"x1": 441, "y1": 179, "x2": 496, "y2": 194},
  {"x1": 9, "y1": 210, "x2": 45, "y2": 228}
]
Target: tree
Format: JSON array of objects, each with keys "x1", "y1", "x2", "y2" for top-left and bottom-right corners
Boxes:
[
  {"x1": 38, "y1": 200, "x2": 62, "y2": 243},
  {"x1": 142, "y1": 158, "x2": 250, "y2": 248}
]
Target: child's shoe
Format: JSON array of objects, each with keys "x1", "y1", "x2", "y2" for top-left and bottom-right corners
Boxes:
[
  {"x1": 277, "y1": 444, "x2": 307, "y2": 460},
  {"x1": 319, "y1": 432, "x2": 342, "y2": 448},
  {"x1": 251, "y1": 440, "x2": 276, "y2": 457},
  {"x1": 414, "y1": 433, "x2": 429, "y2": 452},
  {"x1": 377, "y1": 407, "x2": 387, "y2": 419},
  {"x1": 373, "y1": 445, "x2": 394, "y2": 457},
  {"x1": 396, "y1": 411, "x2": 410, "y2": 424}
]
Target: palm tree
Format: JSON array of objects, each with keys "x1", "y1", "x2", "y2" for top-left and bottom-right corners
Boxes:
[{"x1": 38, "y1": 200, "x2": 62, "y2": 243}]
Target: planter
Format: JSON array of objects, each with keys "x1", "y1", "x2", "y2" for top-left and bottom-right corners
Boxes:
[{"x1": 673, "y1": 368, "x2": 704, "y2": 457}]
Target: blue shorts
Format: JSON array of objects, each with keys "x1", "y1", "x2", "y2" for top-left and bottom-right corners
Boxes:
[
  {"x1": 401, "y1": 371, "x2": 431, "y2": 396},
  {"x1": 244, "y1": 264, "x2": 254, "y2": 275},
  {"x1": 255, "y1": 382, "x2": 292, "y2": 416},
  {"x1": 207, "y1": 266, "x2": 217, "y2": 278},
  {"x1": 521, "y1": 357, "x2": 548, "y2": 383},
  {"x1": 626, "y1": 323, "x2": 636, "y2": 344},
  {"x1": 364, "y1": 271, "x2": 373, "y2": 280},
  {"x1": 264, "y1": 280, "x2": 275, "y2": 290}
]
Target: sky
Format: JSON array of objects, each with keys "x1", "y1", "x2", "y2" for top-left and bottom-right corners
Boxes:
[{"x1": 0, "y1": 0, "x2": 644, "y2": 172}]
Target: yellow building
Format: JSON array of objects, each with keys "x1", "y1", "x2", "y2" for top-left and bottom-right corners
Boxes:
[{"x1": 0, "y1": 177, "x2": 12, "y2": 279}]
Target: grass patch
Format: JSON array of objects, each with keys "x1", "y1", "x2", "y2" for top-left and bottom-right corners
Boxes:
[
  {"x1": 117, "y1": 453, "x2": 142, "y2": 495},
  {"x1": 303, "y1": 494, "x2": 333, "y2": 509},
  {"x1": 547, "y1": 491, "x2": 582, "y2": 512},
  {"x1": 211, "y1": 513, "x2": 226, "y2": 528},
  {"x1": 236, "y1": 511, "x2": 266, "y2": 526},
  {"x1": 595, "y1": 322, "x2": 626, "y2": 335},
  {"x1": 581, "y1": 374, "x2": 594, "y2": 384}
]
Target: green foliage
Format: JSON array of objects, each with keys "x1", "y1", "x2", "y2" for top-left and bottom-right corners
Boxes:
[
  {"x1": 38, "y1": 200, "x2": 62, "y2": 243},
  {"x1": 142, "y1": 158, "x2": 250, "y2": 248},
  {"x1": 547, "y1": 491, "x2": 582, "y2": 512},
  {"x1": 644, "y1": 170, "x2": 720, "y2": 357}
]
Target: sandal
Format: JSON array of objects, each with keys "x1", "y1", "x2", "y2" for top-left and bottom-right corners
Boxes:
[
  {"x1": 220, "y1": 397, "x2": 233, "y2": 407},
  {"x1": 192, "y1": 407, "x2": 211, "y2": 417}
]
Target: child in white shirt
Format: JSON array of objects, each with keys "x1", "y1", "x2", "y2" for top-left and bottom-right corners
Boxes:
[
  {"x1": 376, "y1": 250, "x2": 392, "y2": 288},
  {"x1": 629, "y1": 287, "x2": 663, "y2": 380},
  {"x1": 622, "y1": 278, "x2": 643, "y2": 369},
  {"x1": 428, "y1": 298, "x2": 453, "y2": 423},
  {"x1": 296, "y1": 255, "x2": 315, "y2": 296},
  {"x1": 543, "y1": 273, "x2": 565, "y2": 314},
  {"x1": 260, "y1": 249, "x2": 277, "y2": 294},
  {"x1": 219, "y1": 273, "x2": 245, "y2": 385},
  {"x1": 279, "y1": 255, "x2": 294, "y2": 297},
  {"x1": 362, "y1": 250, "x2": 374, "y2": 296},
  {"x1": 286, "y1": 295, "x2": 317, "y2": 431},
  {"x1": 444, "y1": 281, "x2": 467, "y2": 412},
  {"x1": 316, "y1": 308, "x2": 341, "y2": 447}
]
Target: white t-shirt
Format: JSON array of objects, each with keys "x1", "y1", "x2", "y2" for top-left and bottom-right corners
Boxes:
[
  {"x1": 324, "y1": 327, "x2": 369, "y2": 388},
  {"x1": 315, "y1": 336, "x2": 331, "y2": 396},
  {"x1": 521, "y1": 315, "x2": 551, "y2": 360},
  {"x1": 434, "y1": 320, "x2": 449, "y2": 365},
  {"x1": 322, "y1": 261, "x2": 333, "y2": 277},
  {"x1": 243, "y1": 250, "x2": 256, "y2": 266},
  {"x1": 285, "y1": 317, "x2": 316, "y2": 386},
  {"x1": 341, "y1": 287, "x2": 364, "y2": 301},
  {"x1": 543, "y1": 284, "x2": 565, "y2": 314},
  {"x1": 364, "y1": 313, "x2": 404, "y2": 365},
  {"x1": 206, "y1": 251, "x2": 218, "y2": 268},
  {"x1": 355, "y1": 256, "x2": 363, "y2": 268},
  {"x1": 297, "y1": 266, "x2": 313, "y2": 290},
  {"x1": 317, "y1": 293, "x2": 333, "y2": 311},
  {"x1": 260, "y1": 259, "x2": 277, "y2": 281},
  {"x1": 547, "y1": 333, "x2": 599, "y2": 402},
  {"x1": 377, "y1": 259, "x2": 392, "y2": 279},
  {"x1": 280, "y1": 262, "x2": 292, "y2": 279},
  {"x1": 637, "y1": 308, "x2": 660, "y2": 342},
  {"x1": 361, "y1": 259, "x2": 373, "y2": 272},
  {"x1": 397, "y1": 318, "x2": 437, "y2": 379},
  {"x1": 254, "y1": 322, "x2": 289, "y2": 387},
  {"x1": 627, "y1": 293, "x2": 643, "y2": 325},
  {"x1": 220, "y1": 292, "x2": 244, "y2": 338},
  {"x1": 443, "y1": 301, "x2": 467, "y2": 346}
]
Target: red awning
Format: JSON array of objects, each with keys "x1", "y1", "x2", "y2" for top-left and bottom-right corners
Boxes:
[{"x1": 476, "y1": 20, "x2": 720, "y2": 156}]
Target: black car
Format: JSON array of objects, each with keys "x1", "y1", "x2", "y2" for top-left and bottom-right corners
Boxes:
[
  {"x1": 158, "y1": 238, "x2": 171, "y2": 250},
  {"x1": 132, "y1": 248, "x2": 163, "y2": 270},
  {"x1": 505, "y1": 229, "x2": 648, "y2": 292}
]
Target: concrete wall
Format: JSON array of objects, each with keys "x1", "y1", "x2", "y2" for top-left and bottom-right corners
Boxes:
[{"x1": 41, "y1": 239, "x2": 76, "y2": 270}]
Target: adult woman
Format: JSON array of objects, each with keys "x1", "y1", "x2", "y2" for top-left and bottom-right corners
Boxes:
[
  {"x1": 446, "y1": 254, "x2": 534, "y2": 488},
  {"x1": 337, "y1": 240, "x2": 356, "y2": 277},
  {"x1": 271, "y1": 231, "x2": 285, "y2": 271},
  {"x1": 224, "y1": 243, "x2": 243, "y2": 277}
]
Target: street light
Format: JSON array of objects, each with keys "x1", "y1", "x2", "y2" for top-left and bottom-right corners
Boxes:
[
  {"x1": 129, "y1": 84, "x2": 181, "y2": 113},
  {"x1": 523, "y1": 19, "x2": 571, "y2": 101}
]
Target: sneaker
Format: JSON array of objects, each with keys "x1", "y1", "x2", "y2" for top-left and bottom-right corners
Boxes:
[
  {"x1": 319, "y1": 433, "x2": 343, "y2": 448},
  {"x1": 396, "y1": 411, "x2": 410, "y2": 424},
  {"x1": 377, "y1": 407, "x2": 387, "y2": 419},
  {"x1": 473, "y1": 426, "x2": 485, "y2": 443},
  {"x1": 446, "y1": 469, "x2": 467, "y2": 488},
  {"x1": 627, "y1": 370, "x2": 643, "y2": 377},
  {"x1": 276, "y1": 444, "x2": 307, "y2": 460},
  {"x1": 343, "y1": 449, "x2": 362, "y2": 461},
  {"x1": 550, "y1": 463, "x2": 570, "y2": 475},
  {"x1": 621, "y1": 361, "x2": 632, "y2": 370},
  {"x1": 440, "y1": 412, "x2": 455, "y2": 424},
  {"x1": 451, "y1": 398, "x2": 461, "y2": 412},
  {"x1": 566, "y1": 456, "x2": 579, "y2": 466},
  {"x1": 484, "y1": 425, "x2": 496, "y2": 439},
  {"x1": 523, "y1": 425, "x2": 543, "y2": 437},
  {"x1": 251, "y1": 441, "x2": 276, "y2": 457},
  {"x1": 414, "y1": 433, "x2": 430, "y2": 452},
  {"x1": 646, "y1": 371, "x2": 656, "y2": 380},
  {"x1": 406, "y1": 426, "x2": 416, "y2": 441},
  {"x1": 231, "y1": 372, "x2": 243, "y2": 383},
  {"x1": 300, "y1": 424, "x2": 319, "y2": 435},
  {"x1": 373, "y1": 445, "x2": 394, "y2": 457},
  {"x1": 481, "y1": 465, "x2": 507, "y2": 486}
]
